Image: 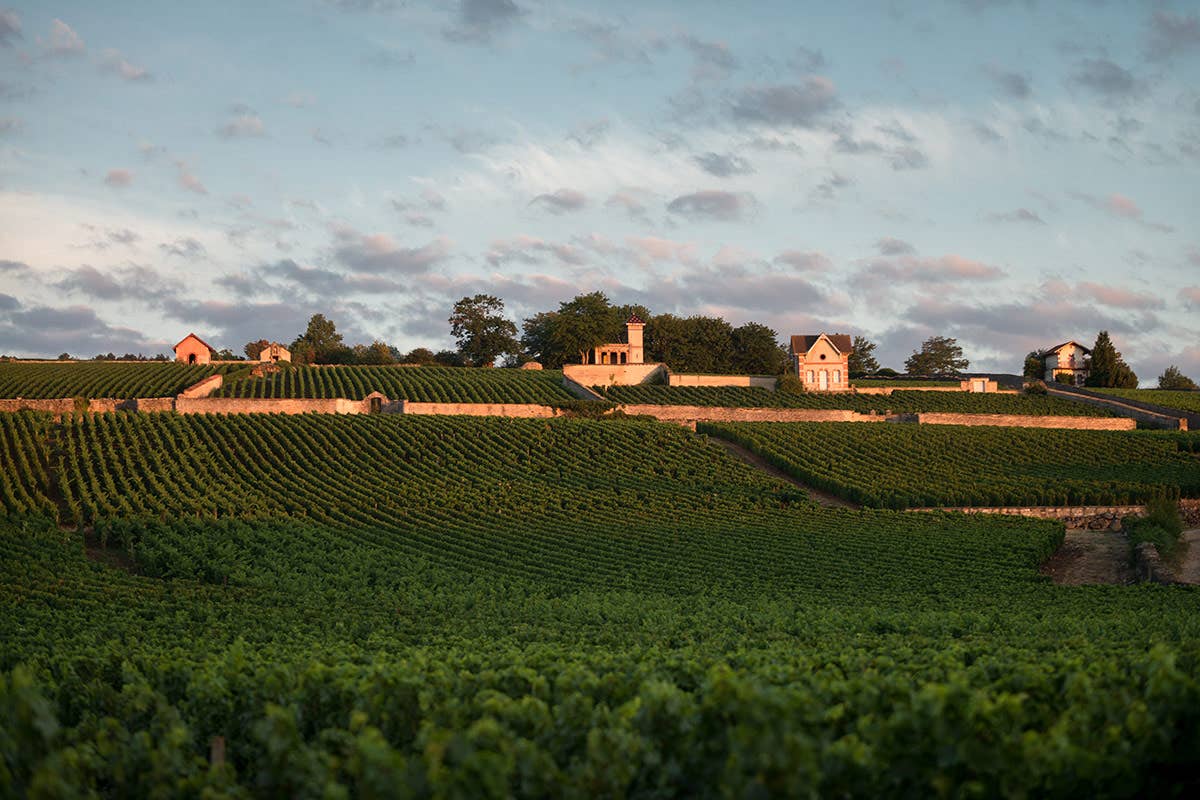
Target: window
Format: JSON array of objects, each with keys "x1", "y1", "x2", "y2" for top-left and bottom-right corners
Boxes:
[
  {"x1": 806, "y1": 370, "x2": 814, "y2": 384},
  {"x1": 834, "y1": 370, "x2": 841, "y2": 385}
]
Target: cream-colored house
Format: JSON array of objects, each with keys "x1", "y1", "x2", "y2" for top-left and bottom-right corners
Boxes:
[
  {"x1": 583, "y1": 315, "x2": 645, "y2": 366},
  {"x1": 1041, "y1": 340, "x2": 1090, "y2": 386},
  {"x1": 790, "y1": 334, "x2": 851, "y2": 392}
]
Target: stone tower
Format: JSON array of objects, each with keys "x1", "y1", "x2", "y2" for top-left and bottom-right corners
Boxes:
[{"x1": 626, "y1": 315, "x2": 645, "y2": 365}]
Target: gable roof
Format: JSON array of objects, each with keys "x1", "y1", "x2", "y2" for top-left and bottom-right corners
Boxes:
[
  {"x1": 1040, "y1": 340, "x2": 1091, "y2": 357},
  {"x1": 173, "y1": 332, "x2": 216, "y2": 354},
  {"x1": 626, "y1": 313, "x2": 645, "y2": 325},
  {"x1": 790, "y1": 333, "x2": 852, "y2": 356}
]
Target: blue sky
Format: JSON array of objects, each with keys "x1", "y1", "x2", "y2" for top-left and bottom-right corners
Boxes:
[{"x1": 0, "y1": 0, "x2": 1197, "y2": 380}]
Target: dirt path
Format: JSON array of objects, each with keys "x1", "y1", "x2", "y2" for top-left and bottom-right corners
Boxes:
[
  {"x1": 1040, "y1": 530, "x2": 1133, "y2": 585},
  {"x1": 1174, "y1": 530, "x2": 1200, "y2": 585},
  {"x1": 705, "y1": 435, "x2": 860, "y2": 509}
]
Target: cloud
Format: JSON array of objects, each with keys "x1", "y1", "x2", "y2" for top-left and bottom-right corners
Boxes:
[
  {"x1": 773, "y1": 250, "x2": 831, "y2": 272},
  {"x1": 443, "y1": 0, "x2": 523, "y2": 44},
  {"x1": 332, "y1": 227, "x2": 452, "y2": 274},
  {"x1": 284, "y1": 90, "x2": 316, "y2": 108},
  {"x1": 380, "y1": 133, "x2": 409, "y2": 149},
  {"x1": 104, "y1": 168, "x2": 134, "y2": 188},
  {"x1": 217, "y1": 113, "x2": 266, "y2": 138},
  {"x1": 789, "y1": 46, "x2": 825, "y2": 72},
  {"x1": 987, "y1": 208, "x2": 1046, "y2": 224},
  {"x1": 254, "y1": 259, "x2": 404, "y2": 296},
  {"x1": 75, "y1": 226, "x2": 140, "y2": 250},
  {"x1": 98, "y1": 48, "x2": 151, "y2": 81},
  {"x1": 529, "y1": 188, "x2": 588, "y2": 214},
  {"x1": 605, "y1": 190, "x2": 651, "y2": 222},
  {"x1": 41, "y1": 19, "x2": 84, "y2": 56},
  {"x1": 159, "y1": 237, "x2": 207, "y2": 260},
  {"x1": 1071, "y1": 58, "x2": 1140, "y2": 98},
  {"x1": 1072, "y1": 191, "x2": 1174, "y2": 233},
  {"x1": 486, "y1": 235, "x2": 589, "y2": 268},
  {"x1": 626, "y1": 236, "x2": 698, "y2": 267},
  {"x1": 55, "y1": 264, "x2": 182, "y2": 303},
  {"x1": 0, "y1": 9, "x2": 20, "y2": 47},
  {"x1": 175, "y1": 161, "x2": 207, "y2": 194},
  {"x1": 1182, "y1": 287, "x2": 1200, "y2": 308},
  {"x1": 876, "y1": 237, "x2": 916, "y2": 256},
  {"x1": 566, "y1": 118, "x2": 610, "y2": 149},
  {"x1": 812, "y1": 172, "x2": 851, "y2": 201},
  {"x1": 693, "y1": 151, "x2": 754, "y2": 177},
  {"x1": 0, "y1": 299, "x2": 164, "y2": 358},
  {"x1": 364, "y1": 48, "x2": 415, "y2": 68},
  {"x1": 730, "y1": 79, "x2": 838, "y2": 127},
  {"x1": 0, "y1": 117, "x2": 22, "y2": 136},
  {"x1": 984, "y1": 65, "x2": 1031, "y2": 98},
  {"x1": 887, "y1": 145, "x2": 929, "y2": 170},
  {"x1": 680, "y1": 35, "x2": 738, "y2": 82},
  {"x1": 666, "y1": 190, "x2": 755, "y2": 221},
  {"x1": 1075, "y1": 281, "x2": 1164, "y2": 311},
  {"x1": 860, "y1": 254, "x2": 1005, "y2": 284},
  {"x1": 1146, "y1": 10, "x2": 1200, "y2": 61}
]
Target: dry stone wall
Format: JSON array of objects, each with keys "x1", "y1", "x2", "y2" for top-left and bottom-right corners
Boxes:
[
  {"x1": 402, "y1": 402, "x2": 561, "y2": 418},
  {"x1": 619, "y1": 405, "x2": 885, "y2": 423},
  {"x1": 916, "y1": 500, "x2": 1200, "y2": 531},
  {"x1": 915, "y1": 412, "x2": 1135, "y2": 430},
  {"x1": 175, "y1": 397, "x2": 368, "y2": 415},
  {"x1": 666, "y1": 374, "x2": 776, "y2": 389}
]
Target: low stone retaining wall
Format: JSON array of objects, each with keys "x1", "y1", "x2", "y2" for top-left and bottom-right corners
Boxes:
[
  {"x1": 0, "y1": 397, "x2": 177, "y2": 414},
  {"x1": 562, "y1": 363, "x2": 666, "y2": 387},
  {"x1": 1046, "y1": 386, "x2": 1187, "y2": 430},
  {"x1": 618, "y1": 405, "x2": 885, "y2": 424},
  {"x1": 180, "y1": 373, "x2": 223, "y2": 398},
  {"x1": 915, "y1": 412, "x2": 1135, "y2": 430},
  {"x1": 0, "y1": 398, "x2": 77, "y2": 414},
  {"x1": 914, "y1": 499, "x2": 1200, "y2": 531},
  {"x1": 402, "y1": 402, "x2": 561, "y2": 418},
  {"x1": 667, "y1": 374, "x2": 776, "y2": 389},
  {"x1": 175, "y1": 397, "x2": 371, "y2": 415}
]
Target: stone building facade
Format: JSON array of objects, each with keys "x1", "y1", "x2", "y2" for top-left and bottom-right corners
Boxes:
[
  {"x1": 174, "y1": 333, "x2": 216, "y2": 365},
  {"x1": 790, "y1": 333, "x2": 851, "y2": 392},
  {"x1": 1041, "y1": 340, "x2": 1090, "y2": 386}
]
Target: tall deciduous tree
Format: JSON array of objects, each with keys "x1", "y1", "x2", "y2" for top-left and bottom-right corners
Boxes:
[
  {"x1": 848, "y1": 335, "x2": 881, "y2": 376},
  {"x1": 449, "y1": 295, "x2": 518, "y2": 367},
  {"x1": 291, "y1": 314, "x2": 345, "y2": 364},
  {"x1": 731, "y1": 322, "x2": 785, "y2": 375},
  {"x1": 550, "y1": 292, "x2": 616, "y2": 365},
  {"x1": 1158, "y1": 365, "x2": 1197, "y2": 390},
  {"x1": 1086, "y1": 331, "x2": 1138, "y2": 388},
  {"x1": 244, "y1": 339, "x2": 270, "y2": 360},
  {"x1": 1023, "y1": 351, "x2": 1044, "y2": 381},
  {"x1": 904, "y1": 336, "x2": 969, "y2": 376}
]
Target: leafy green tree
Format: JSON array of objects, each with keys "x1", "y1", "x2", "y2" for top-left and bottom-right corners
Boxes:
[
  {"x1": 291, "y1": 314, "x2": 345, "y2": 364},
  {"x1": 550, "y1": 292, "x2": 616, "y2": 365},
  {"x1": 904, "y1": 336, "x2": 969, "y2": 376},
  {"x1": 1023, "y1": 351, "x2": 1044, "y2": 381},
  {"x1": 402, "y1": 347, "x2": 436, "y2": 365},
  {"x1": 449, "y1": 295, "x2": 519, "y2": 367},
  {"x1": 244, "y1": 339, "x2": 270, "y2": 360},
  {"x1": 353, "y1": 341, "x2": 395, "y2": 365},
  {"x1": 731, "y1": 323, "x2": 785, "y2": 375},
  {"x1": 520, "y1": 311, "x2": 569, "y2": 369},
  {"x1": 848, "y1": 336, "x2": 880, "y2": 376},
  {"x1": 1157, "y1": 365, "x2": 1197, "y2": 390},
  {"x1": 1086, "y1": 331, "x2": 1138, "y2": 388},
  {"x1": 57, "y1": 352, "x2": 71, "y2": 361}
]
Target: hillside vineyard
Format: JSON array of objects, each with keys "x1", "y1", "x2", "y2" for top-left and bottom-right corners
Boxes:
[
  {"x1": 1, "y1": 411, "x2": 1199, "y2": 795},
  {"x1": 0, "y1": 362, "x2": 229, "y2": 399}
]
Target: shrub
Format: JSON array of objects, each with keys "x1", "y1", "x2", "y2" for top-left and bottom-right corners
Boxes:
[
  {"x1": 1024, "y1": 380, "x2": 1048, "y2": 396},
  {"x1": 776, "y1": 374, "x2": 805, "y2": 395},
  {"x1": 1126, "y1": 497, "x2": 1184, "y2": 559}
]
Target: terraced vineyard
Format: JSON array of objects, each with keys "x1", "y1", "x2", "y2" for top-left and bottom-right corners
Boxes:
[
  {"x1": 0, "y1": 361, "x2": 227, "y2": 398},
  {"x1": 2, "y1": 412, "x2": 1198, "y2": 795},
  {"x1": 1096, "y1": 388, "x2": 1200, "y2": 414},
  {"x1": 700, "y1": 421, "x2": 1200, "y2": 508},
  {"x1": 602, "y1": 384, "x2": 1110, "y2": 415},
  {"x1": 214, "y1": 363, "x2": 577, "y2": 404}
]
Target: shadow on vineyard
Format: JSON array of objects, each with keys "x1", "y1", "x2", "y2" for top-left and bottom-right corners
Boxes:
[{"x1": 2, "y1": 411, "x2": 1199, "y2": 796}]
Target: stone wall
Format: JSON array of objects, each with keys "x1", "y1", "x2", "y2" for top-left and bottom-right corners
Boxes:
[
  {"x1": 1045, "y1": 386, "x2": 1187, "y2": 430},
  {"x1": 915, "y1": 412, "x2": 1135, "y2": 430},
  {"x1": 0, "y1": 398, "x2": 77, "y2": 414},
  {"x1": 667, "y1": 374, "x2": 776, "y2": 389},
  {"x1": 853, "y1": 386, "x2": 1018, "y2": 395},
  {"x1": 562, "y1": 363, "x2": 666, "y2": 387},
  {"x1": 915, "y1": 499, "x2": 1200, "y2": 531},
  {"x1": 0, "y1": 396, "x2": 178, "y2": 414},
  {"x1": 175, "y1": 397, "x2": 363, "y2": 415},
  {"x1": 403, "y1": 402, "x2": 561, "y2": 418},
  {"x1": 180, "y1": 373, "x2": 223, "y2": 398},
  {"x1": 618, "y1": 404, "x2": 885, "y2": 424}
]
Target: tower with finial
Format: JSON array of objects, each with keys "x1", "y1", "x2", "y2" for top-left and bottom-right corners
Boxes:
[{"x1": 626, "y1": 314, "x2": 644, "y2": 364}]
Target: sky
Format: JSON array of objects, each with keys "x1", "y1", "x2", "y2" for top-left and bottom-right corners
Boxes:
[{"x1": 0, "y1": 0, "x2": 1198, "y2": 380}]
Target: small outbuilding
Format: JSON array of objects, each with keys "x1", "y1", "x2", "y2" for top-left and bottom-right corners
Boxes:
[
  {"x1": 790, "y1": 333, "x2": 851, "y2": 392},
  {"x1": 174, "y1": 333, "x2": 216, "y2": 365},
  {"x1": 257, "y1": 342, "x2": 291, "y2": 363},
  {"x1": 583, "y1": 316, "x2": 645, "y2": 366},
  {"x1": 1040, "y1": 340, "x2": 1091, "y2": 386}
]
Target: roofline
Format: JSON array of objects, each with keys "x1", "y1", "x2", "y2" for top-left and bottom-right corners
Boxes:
[{"x1": 174, "y1": 332, "x2": 217, "y2": 353}]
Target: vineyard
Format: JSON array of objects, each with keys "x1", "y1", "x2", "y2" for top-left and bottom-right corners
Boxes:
[
  {"x1": 2, "y1": 412, "x2": 1199, "y2": 795},
  {"x1": 601, "y1": 384, "x2": 1110, "y2": 416},
  {"x1": 0, "y1": 362, "x2": 227, "y2": 399},
  {"x1": 699, "y1": 421, "x2": 1200, "y2": 508},
  {"x1": 213, "y1": 364, "x2": 577, "y2": 404},
  {"x1": 1095, "y1": 388, "x2": 1200, "y2": 414}
]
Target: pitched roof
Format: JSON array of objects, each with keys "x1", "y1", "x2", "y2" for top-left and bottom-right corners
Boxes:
[
  {"x1": 1040, "y1": 340, "x2": 1091, "y2": 356},
  {"x1": 790, "y1": 333, "x2": 853, "y2": 355},
  {"x1": 173, "y1": 332, "x2": 216, "y2": 354},
  {"x1": 626, "y1": 313, "x2": 645, "y2": 325}
]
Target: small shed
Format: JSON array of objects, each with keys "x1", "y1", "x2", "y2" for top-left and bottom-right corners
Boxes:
[
  {"x1": 257, "y1": 342, "x2": 291, "y2": 363},
  {"x1": 174, "y1": 333, "x2": 216, "y2": 365}
]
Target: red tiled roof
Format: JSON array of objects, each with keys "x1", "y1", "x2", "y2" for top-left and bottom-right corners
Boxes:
[
  {"x1": 627, "y1": 314, "x2": 645, "y2": 325},
  {"x1": 173, "y1": 332, "x2": 216, "y2": 354}
]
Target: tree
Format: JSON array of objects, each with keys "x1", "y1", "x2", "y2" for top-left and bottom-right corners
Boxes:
[
  {"x1": 1085, "y1": 331, "x2": 1138, "y2": 388},
  {"x1": 57, "y1": 352, "x2": 71, "y2": 361},
  {"x1": 214, "y1": 348, "x2": 241, "y2": 361},
  {"x1": 550, "y1": 292, "x2": 616, "y2": 365},
  {"x1": 402, "y1": 347, "x2": 436, "y2": 365},
  {"x1": 520, "y1": 311, "x2": 570, "y2": 369},
  {"x1": 449, "y1": 295, "x2": 518, "y2": 367},
  {"x1": 353, "y1": 341, "x2": 394, "y2": 365},
  {"x1": 244, "y1": 339, "x2": 270, "y2": 360},
  {"x1": 1158, "y1": 365, "x2": 1197, "y2": 391},
  {"x1": 1023, "y1": 351, "x2": 1044, "y2": 381},
  {"x1": 904, "y1": 336, "x2": 969, "y2": 376},
  {"x1": 732, "y1": 323, "x2": 786, "y2": 375},
  {"x1": 291, "y1": 314, "x2": 344, "y2": 364},
  {"x1": 848, "y1": 336, "x2": 880, "y2": 376}
]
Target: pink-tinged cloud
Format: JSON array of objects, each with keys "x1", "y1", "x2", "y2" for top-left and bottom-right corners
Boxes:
[
  {"x1": 486, "y1": 235, "x2": 588, "y2": 268},
  {"x1": 774, "y1": 250, "x2": 831, "y2": 272},
  {"x1": 42, "y1": 19, "x2": 83, "y2": 56},
  {"x1": 1106, "y1": 193, "x2": 1142, "y2": 220},
  {"x1": 861, "y1": 254, "x2": 1005, "y2": 283},
  {"x1": 98, "y1": 48, "x2": 151, "y2": 81},
  {"x1": 1076, "y1": 281, "x2": 1164, "y2": 310},
  {"x1": 332, "y1": 227, "x2": 452, "y2": 274},
  {"x1": 0, "y1": 9, "x2": 20, "y2": 47},
  {"x1": 175, "y1": 161, "x2": 207, "y2": 194},
  {"x1": 626, "y1": 236, "x2": 698, "y2": 266},
  {"x1": 104, "y1": 168, "x2": 133, "y2": 187},
  {"x1": 1182, "y1": 287, "x2": 1200, "y2": 307},
  {"x1": 218, "y1": 114, "x2": 266, "y2": 138}
]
